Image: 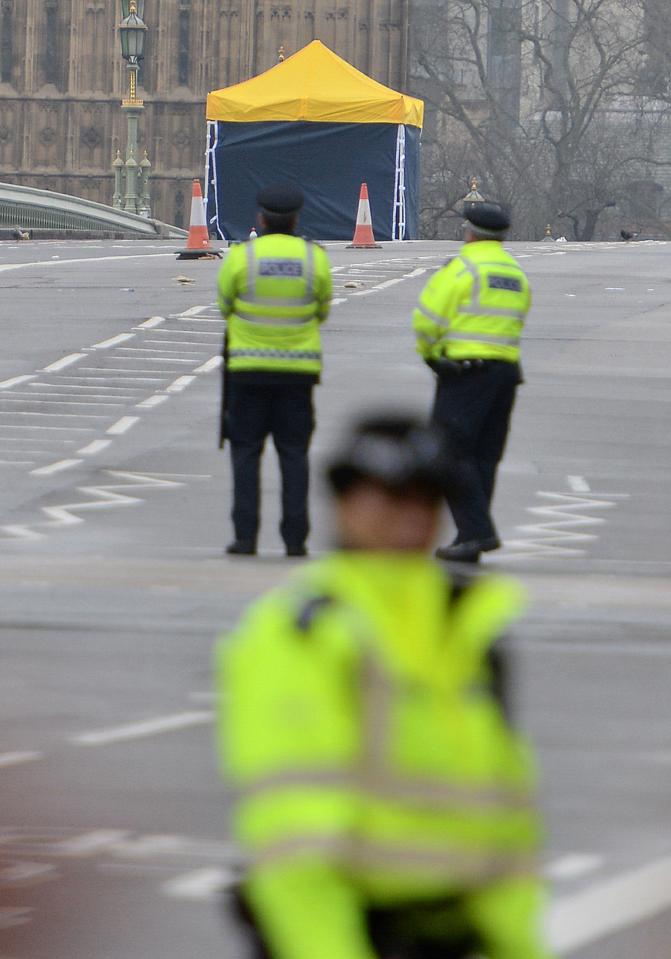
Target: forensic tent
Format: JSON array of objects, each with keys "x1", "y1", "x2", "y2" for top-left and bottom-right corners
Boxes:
[{"x1": 205, "y1": 41, "x2": 423, "y2": 241}]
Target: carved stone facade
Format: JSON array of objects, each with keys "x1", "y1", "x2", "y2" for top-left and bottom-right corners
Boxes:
[{"x1": 0, "y1": 1, "x2": 410, "y2": 226}]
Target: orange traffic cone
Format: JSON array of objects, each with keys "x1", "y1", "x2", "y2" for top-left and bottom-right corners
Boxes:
[
  {"x1": 176, "y1": 179, "x2": 222, "y2": 259},
  {"x1": 347, "y1": 182, "x2": 382, "y2": 249}
]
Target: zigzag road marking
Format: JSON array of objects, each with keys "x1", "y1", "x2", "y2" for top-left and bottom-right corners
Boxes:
[
  {"x1": 500, "y1": 490, "x2": 629, "y2": 560},
  {"x1": 0, "y1": 470, "x2": 209, "y2": 542}
]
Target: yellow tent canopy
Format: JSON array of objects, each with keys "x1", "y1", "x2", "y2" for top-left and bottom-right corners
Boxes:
[{"x1": 206, "y1": 40, "x2": 424, "y2": 128}]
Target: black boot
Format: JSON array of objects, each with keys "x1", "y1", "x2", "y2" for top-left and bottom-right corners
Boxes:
[{"x1": 226, "y1": 540, "x2": 257, "y2": 556}]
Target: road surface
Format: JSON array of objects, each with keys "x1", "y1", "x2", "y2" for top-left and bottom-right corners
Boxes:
[{"x1": 0, "y1": 237, "x2": 669, "y2": 958}]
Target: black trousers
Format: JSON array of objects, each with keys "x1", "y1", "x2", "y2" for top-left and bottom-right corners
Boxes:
[
  {"x1": 227, "y1": 379, "x2": 314, "y2": 548},
  {"x1": 431, "y1": 361, "x2": 520, "y2": 543},
  {"x1": 226, "y1": 889, "x2": 482, "y2": 959}
]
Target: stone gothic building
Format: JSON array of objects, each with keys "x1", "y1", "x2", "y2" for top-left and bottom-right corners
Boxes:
[{"x1": 0, "y1": 1, "x2": 410, "y2": 226}]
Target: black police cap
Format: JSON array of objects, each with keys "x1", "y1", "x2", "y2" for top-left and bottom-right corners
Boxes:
[
  {"x1": 257, "y1": 183, "x2": 304, "y2": 216},
  {"x1": 463, "y1": 201, "x2": 510, "y2": 236},
  {"x1": 327, "y1": 415, "x2": 462, "y2": 500}
]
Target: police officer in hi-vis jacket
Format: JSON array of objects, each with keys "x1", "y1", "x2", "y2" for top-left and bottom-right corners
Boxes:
[
  {"x1": 413, "y1": 202, "x2": 531, "y2": 563},
  {"x1": 217, "y1": 184, "x2": 332, "y2": 557},
  {"x1": 216, "y1": 414, "x2": 553, "y2": 959}
]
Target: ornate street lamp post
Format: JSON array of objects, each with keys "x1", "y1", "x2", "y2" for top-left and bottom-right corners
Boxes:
[{"x1": 113, "y1": 0, "x2": 151, "y2": 216}]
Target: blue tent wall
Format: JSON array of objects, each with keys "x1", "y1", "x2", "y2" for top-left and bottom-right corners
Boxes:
[{"x1": 206, "y1": 121, "x2": 420, "y2": 241}]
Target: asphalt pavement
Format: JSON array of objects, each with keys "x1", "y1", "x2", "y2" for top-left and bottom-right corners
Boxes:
[{"x1": 0, "y1": 237, "x2": 670, "y2": 959}]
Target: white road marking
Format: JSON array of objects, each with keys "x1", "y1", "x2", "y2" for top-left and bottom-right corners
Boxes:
[
  {"x1": 167, "y1": 375, "x2": 196, "y2": 392},
  {"x1": 162, "y1": 866, "x2": 236, "y2": 900},
  {"x1": 110, "y1": 835, "x2": 191, "y2": 859},
  {"x1": 71, "y1": 372, "x2": 165, "y2": 382},
  {"x1": 0, "y1": 410, "x2": 108, "y2": 419},
  {"x1": 107, "y1": 415, "x2": 139, "y2": 435},
  {"x1": 500, "y1": 490, "x2": 628, "y2": 559},
  {"x1": 136, "y1": 394, "x2": 169, "y2": 409},
  {"x1": 331, "y1": 297, "x2": 348, "y2": 306},
  {"x1": 42, "y1": 353, "x2": 87, "y2": 372},
  {"x1": 567, "y1": 475, "x2": 591, "y2": 493},
  {"x1": 188, "y1": 691, "x2": 217, "y2": 704},
  {"x1": 352, "y1": 277, "x2": 405, "y2": 296},
  {"x1": 77, "y1": 439, "x2": 112, "y2": 456},
  {"x1": 119, "y1": 347, "x2": 206, "y2": 355},
  {"x1": 30, "y1": 459, "x2": 82, "y2": 476},
  {"x1": 30, "y1": 382, "x2": 142, "y2": 394},
  {"x1": 0, "y1": 425, "x2": 94, "y2": 431},
  {"x1": 0, "y1": 396, "x2": 124, "y2": 408},
  {"x1": 145, "y1": 330, "x2": 222, "y2": 337},
  {"x1": 0, "y1": 906, "x2": 34, "y2": 929},
  {"x1": 0, "y1": 374, "x2": 37, "y2": 389},
  {"x1": 173, "y1": 315, "x2": 223, "y2": 324},
  {"x1": 193, "y1": 355, "x2": 222, "y2": 373},
  {"x1": 91, "y1": 333, "x2": 136, "y2": 349},
  {"x1": 53, "y1": 830, "x2": 130, "y2": 858},
  {"x1": 548, "y1": 856, "x2": 671, "y2": 953},
  {"x1": 180, "y1": 304, "x2": 211, "y2": 316},
  {"x1": 0, "y1": 470, "x2": 196, "y2": 541},
  {"x1": 0, "y1": 751, "x2": 43, "y2": 768},
  {"x1": 0, "y1": 253, "x2": 174, "y2": 274},
  {"x1": 0, "y1": 861, "x2": 58, "y2": 883},
  {"x1": 70, "y1": 711, "x2": 214, "y2": 746},
  {"x1": 138, "y1": 356, "x2": 196, "y2": 364},
  {"x1": 137, "y1": 315, "x2": 166, "y2": 328},
  {"x1": 544, "y1": 853, "x2": 603, "y2": 881}
]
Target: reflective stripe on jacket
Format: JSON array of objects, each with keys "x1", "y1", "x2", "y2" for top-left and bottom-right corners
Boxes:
[
  {"x1": 217, "y1": 553, "x2": 541, "y2": 904},
  {"x1": 413, "y1": 240, "x2": 530, "y2": 364},
  {"x1": 218, "y1": 234, "x2": 333, "y2": 375}
]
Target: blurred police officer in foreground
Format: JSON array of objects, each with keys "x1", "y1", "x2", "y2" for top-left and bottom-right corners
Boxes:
[
  {"x1": 413, "y1": 202, "x2": 531, "y2": 563},
  {"x1": 216, "y1": 415, "x2": 553, "y2": 959},
  {"x1": 217, "y1": 184, "x2": 332, "y2": 557}
]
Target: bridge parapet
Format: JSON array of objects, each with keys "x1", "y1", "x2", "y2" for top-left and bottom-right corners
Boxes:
[{"x1": 0, "y1": 182, "x2": 187, "y2": 239}]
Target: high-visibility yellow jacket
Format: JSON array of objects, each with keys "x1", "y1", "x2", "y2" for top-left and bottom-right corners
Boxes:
[
  {"x1": 216, "y1": 552, "x2": 553, "y2": 959},
  {"x1": 413, "y1": 240, "x2": 531, "y2": 364},
  {"x1": 217, "y1": 233, "x2": 332, "y2": 376}
]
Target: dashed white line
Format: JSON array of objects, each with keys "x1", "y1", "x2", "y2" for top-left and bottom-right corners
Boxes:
[
  {"x1": 106, "y1": 416, "x2": 139, "y2": 436},
  {"x1": 351, "y1": 277, "x2": 406, "y2": 296},
  {"x1": 331, "y1": 297, "x2": 348, "y2": 306},
  {"x1": 91, "y1": 333, "x2": 136, "y2": 350},
  {"x1": 137, "y1": 316, "x2": 166, "y2": 329},
  {"x1": 549, "y1": 856, "x2": 671, "y2": 953},
  {"x1": 136, "y1": 395, "x2": 169, "y2": 409},
  {"x1": 567, "y1": 475, "x2": 591, "y2": 493},
  {"x1": 77, "y1": 439, "x2": 112, "y2": 456},
  {"x1": 0, "y1": 374, "x2": 37, "y2": 389},
  {"x1": 0, "y1": 751, "x2": 43, "y2": 768},
  {"x1": 30, "y1": 458, "x2": 82, "y2": 476},
  {"x1": 193, "y1": 356, "x2": 222, "y2": 374},
  {"x1": 166, "y1": 375, "x2": 196, "y2": 393},
  {"x1": 0, "y1": 425, "x2": 93, "y2": 432},
  {"x1": 161, "y1": 866, "x2": 235, "y2": 900},
  {"x1": 544, "y1": 853, "x2": 603, "y2": 881},
  {"x1": 70, "y1": 710, "x2": 214, "y2": 746},
  {"x1": 180, "y1": 305, "x2": 211, "y2": 316},
  {"x1": 143, "y1": 357, "x2": 199, "y2": 364},
  {"x1": 30, "y1": 382, "x2": 142, "y2": 394},
  {"x1": 42, "y1": 353, "x2": 87, "y2": 373},
  {"x1": 173, "y1": 316, "x2": 223, "y2": 324},
  {"x1": 53, "y1": 830, "x2": 130, "y2": 857},
  {"x1": 119, "y1": 347, "x2": 206, "y2": 354}
]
